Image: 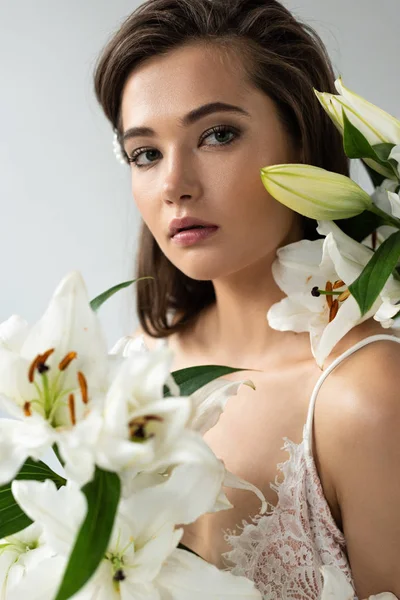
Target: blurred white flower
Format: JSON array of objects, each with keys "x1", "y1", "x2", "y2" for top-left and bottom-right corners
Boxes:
[
  {"x1": 0, "y1": 520, "x2": 65, "y2": 600},
  {"x1": 320, "y1": 565, "x2": 397, "y2": 600},
  {"x1": 12, "y1": 475, "x2": 262, "y2": 600}
]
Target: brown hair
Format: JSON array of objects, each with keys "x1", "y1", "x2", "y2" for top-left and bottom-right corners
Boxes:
[{"x1": 93, "y1": 0, "x2": 350, "y2": 339}]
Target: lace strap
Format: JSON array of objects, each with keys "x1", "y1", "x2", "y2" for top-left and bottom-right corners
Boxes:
[{"x1": 304, "y1": 333, "x2": 400, "y2": 456}]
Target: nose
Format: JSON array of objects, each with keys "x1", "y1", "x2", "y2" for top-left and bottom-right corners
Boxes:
[{"x1": 162, "y1": 148, "x2": 202, "y2": 206}]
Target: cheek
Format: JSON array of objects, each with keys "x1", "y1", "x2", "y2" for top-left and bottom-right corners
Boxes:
[{"x1": 132, "y1": 180, "x2": 160, "y2": 235}]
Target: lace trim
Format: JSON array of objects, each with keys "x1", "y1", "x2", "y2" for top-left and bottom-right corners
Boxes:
[{"x1": 222, "y1": 436, "x2": 354, "y2": 600}]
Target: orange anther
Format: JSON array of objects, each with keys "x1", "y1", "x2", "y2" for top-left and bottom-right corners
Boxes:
[
  {"x1": 23, "y1": 401, "x2": 32, "y2": 417},
  {"x1": 77, "y1": 371, "x2": 88, "y2": 404},
  {"x1": 333, "y1": 280, "x2": 346, "y2": 290},
  {"x1": 59, "y1": 351, "x2": 77, "y2": 371},
  {"x1": 338, "y1": 289, "x2": 351, "y2": 302},
  {"x1": 39, "y1": 348, "x2": 55, "y2": 363},
  {"x1": 29, "y1": 348, "x2": 55, "y2": 382},
  {"x1": 329, "y1": 299, "x2": 339, "y2": 322},
  {"x1": 28, "y1": 355, "x2": 41, "y2": 383},
  {"x1": 68, "y1": 393, "x2": 76, "y2": 425}
]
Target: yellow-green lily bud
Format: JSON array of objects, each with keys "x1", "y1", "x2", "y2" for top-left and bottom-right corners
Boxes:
[
  {"x1": 314, "y1": 77, "x2": 400, "y2": 179},
  {"x1": 315, "y1": 77, "x2": 400, "y2": 145},
  {"x1": 260, "y1": 163, "x2": 372, "y2": 220}
]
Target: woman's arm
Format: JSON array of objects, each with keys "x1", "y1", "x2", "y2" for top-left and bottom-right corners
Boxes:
[{"x1": 314, "y1": 339, "x2": 400, "y2": 599}]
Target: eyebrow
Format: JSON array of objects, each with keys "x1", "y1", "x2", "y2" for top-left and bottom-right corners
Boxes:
[{"x1": 122, "y1": 102, "x2": 251, "y2": 144}]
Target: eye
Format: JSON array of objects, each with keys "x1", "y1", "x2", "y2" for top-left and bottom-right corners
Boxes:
[{"x1": 128, "y1": 125, "x2": 240, "y2": 169}]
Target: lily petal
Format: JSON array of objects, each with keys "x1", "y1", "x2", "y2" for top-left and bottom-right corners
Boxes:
[
  {"x1": 388, "y1": 191, "x2": 400, "y2": 219},
  {"x1": 320, "y1": 565, "x2": 354, "y2": 599},
  {"x1": 189, "y1": 378, "x2": 255, "y2": 435},
  {"x1": 19, "y1": 271, "x2": 109, "y2": 395},
  {"x1": 11, "y1": 479, "x2": 87, "y2": 556},
  {"x1": 156, "y1": 548, "x2": 262, "y2": 599}
]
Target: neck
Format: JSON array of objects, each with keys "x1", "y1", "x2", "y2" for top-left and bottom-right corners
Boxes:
[{"x1": 195, "y1": 221, "x2": 307, "y2": 365}]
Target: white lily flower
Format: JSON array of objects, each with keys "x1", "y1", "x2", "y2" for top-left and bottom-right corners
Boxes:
[
  {"x1": 94, "y1": 346, "x2": 198, "y2": 477},
  {"x1": 109, "y1": 332, "x2": 180, "y2": 397},
  {"x1": 107, "y1": 335, "x2": 266, "y2": 504},
  {"x1": 0, "y1": 271, "x2": 111, "y2": 486},
  {"x1": 267, "y1": 221, "x2": 400, "y2": 368},
  {"x1": 320, "y1": 565, "x2": 397, "y2": 599},
  {"x1": 0, "y1": 521, "x2": 63, "y2": 600},
  {"x1": 361, "y1": 178, "x2": 400, "y2": 252},
  {"x1": 314, "y1": 77, "x2": 400, "y2": 180},
  {"x1": 12, "y1": 477, "x2": 262, "y2": 600}
]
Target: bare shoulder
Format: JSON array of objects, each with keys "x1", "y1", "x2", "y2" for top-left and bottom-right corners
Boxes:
[
  {"x1": 312, "y1": 320, "x2": 400, "y2": 523},
  {"x1": 318, "y1": 320, "x2": 400, "y2": 421},
  {"x1": 313, "y1": 322, "x2": 400, "y2": 595}
]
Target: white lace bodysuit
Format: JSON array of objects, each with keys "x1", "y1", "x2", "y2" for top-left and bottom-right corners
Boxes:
[{"x1": 127, "y1": 331, "x2": 400, "y2": 599}]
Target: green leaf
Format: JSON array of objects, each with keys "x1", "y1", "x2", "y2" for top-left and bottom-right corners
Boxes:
[
  {"x1": 0, "y1": 458, "x2": 66, "y2": 539},
  {"x1": 373, "y1": 142, "x2": 398, "y2": 163},
  {"x1": 362, "y1": 161, "x2": 387, "y2": 188},
  {"x1": 348, "y1": 231, "x2": 400, "y2": 316},
  {"x1": 342, "y1": 110, "x2": 398, "y2": 179},
  {"x1": 54, "y1": 468, "x2": 121, "y2": 600},
  {"x1": 164, "y1": 365, "x2": 255, "y2": 398},
  {"x1": 90, "y1": 277, "x2": 154, "y2": 312}
]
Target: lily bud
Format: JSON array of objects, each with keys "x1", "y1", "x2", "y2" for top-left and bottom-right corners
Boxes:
[
  {"x1": 260, "y1": 163, "x2": 372, "y2": 220},
  {"x1": 315, "y1": 76, "x2": 400, "y2": 146},
  {"x1": 314, "y1": 77, "x2": 400, "y2": 180}
]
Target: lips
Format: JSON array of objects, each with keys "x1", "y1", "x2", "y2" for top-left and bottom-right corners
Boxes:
[{"x1": 169, "y1": 216, "x2": 219, "y2": 238}]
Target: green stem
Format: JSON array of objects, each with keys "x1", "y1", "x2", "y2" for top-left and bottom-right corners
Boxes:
[{"x1": 368, "y1": 204, "x2": 400, "y2": 230}]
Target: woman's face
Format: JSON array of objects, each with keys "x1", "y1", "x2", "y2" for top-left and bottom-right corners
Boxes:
[{"x1": 121, "y1": 42, "x2": 303, "y2": 281}]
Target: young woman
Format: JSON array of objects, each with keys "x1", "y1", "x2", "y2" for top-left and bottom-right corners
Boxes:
[{"x1": 93, "y1": 0, "x2": 400, "y2": 597}]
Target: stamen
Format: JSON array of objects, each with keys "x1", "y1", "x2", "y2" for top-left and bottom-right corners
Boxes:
[
  {"x1": 77, "y1": 371, "x2": 88, "y2": 404},
  {"x1": 40, "y1": 348, "x2": 55, "y2": 363},
  {"x1": 332, "y1": 279, "x2": 345, "y2": 290},
  {"x1": 329, "y1": 299, "x2": 339, "y2": 322},
  {"x1": 325, "y1": 281, "x2": 333, "y2": 309},
  {"x1": 59, "y1": 351, "x2": 77, "y2": 371},
  {"x1": 36, "y1": 349, "x2": 55, "y2": 375},
  {"x1": 28, "y1": 349, "x2": 55, "y2": 381},
  {"x1": 23, "y1": 401, "x2": 32, "y2": 417},
  {"x1": 338, "y1": 289, "x2": 351, "y2": 302},
  {"x1": 28, "y1": 355, "x2": 41, "y2": 383},
  {"x1": 128, "y1": 414, "x2": 163, "y2": 441},
  {"x1": 68, "y1": 393, "x2": 76, "y2": 425}
]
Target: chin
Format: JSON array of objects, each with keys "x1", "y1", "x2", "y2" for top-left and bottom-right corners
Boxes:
[{"x1": 172, "y1": 257, "x2": 227, "y2": 282}]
